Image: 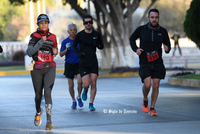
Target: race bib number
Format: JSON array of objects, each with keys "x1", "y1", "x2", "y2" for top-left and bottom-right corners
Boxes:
[
  {"x1": 147, "y1": 51, "x2": 159, "y2": 62},
  {"x1": 38, "y1": 51, "x2": 52, "y2": 62}
]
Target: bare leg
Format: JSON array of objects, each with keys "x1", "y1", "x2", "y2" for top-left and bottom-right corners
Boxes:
[
  {"x1": 68, "y1": 78, "x2": 75, "y2": 101},
  {"x1": 89, "y1": 73, "x2": 98, "y2": 104},
  {"x1": 142, "y1": 76, "x2": 151, "y2": 101},
  {"x1": 151, "y1": 78, "x2": 160, "y2": 108},
  {"x1": 77, "y1": 74, "x2": 83, "y2": 98},
  {"x1": 82, "y1": 74, "x2": 90, "y2": 91}
]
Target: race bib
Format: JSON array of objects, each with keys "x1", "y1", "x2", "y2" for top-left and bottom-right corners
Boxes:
[
  {"x1": 147, "y1": 51, "x2": 159, "y2": 62},
  {"x1": 38, "y1": 51, "x2": 52, "y2": 62}
]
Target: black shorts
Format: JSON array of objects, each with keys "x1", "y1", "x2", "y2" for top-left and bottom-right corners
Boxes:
[
  {"x1": 64, "y1": 62, "x2": 79, "y2": 79},
  {"x1": 79, "y1": 63, "x2": 98, "y2": 78},
  {"x1": 139, "y1": 63, "x2": 166, "y2": 83}
]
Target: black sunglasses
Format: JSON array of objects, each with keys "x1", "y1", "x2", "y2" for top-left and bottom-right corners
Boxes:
[{"x1": 84, "y1": 21, "x2": 93, "y2": 25}]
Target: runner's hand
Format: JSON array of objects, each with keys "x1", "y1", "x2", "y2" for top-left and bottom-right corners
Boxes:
[
  {"x1": 52, "y1": 47, "x2": 57, "y2": 55},
  {"x1": 42, "y1": 36, "x2": 46, "y2": 41},
  {"x1": 136, "y1": 48, "x2": 143, "y2": 56},
  {"x1": 163, "y1": 44, "x2": 169, "y2": 52}
]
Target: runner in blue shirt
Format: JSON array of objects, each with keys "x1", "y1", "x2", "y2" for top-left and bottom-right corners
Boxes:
[{"x1": 60, "y1": 23, "x2": 83, "y2": 109}]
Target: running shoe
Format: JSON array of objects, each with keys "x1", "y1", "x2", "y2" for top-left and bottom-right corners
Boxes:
[
  {"x1": 77, "y1": 97, "x2": 83, "y2": 107},
  {"x1": 34, "y1": 108, "x2": 43, "y2": 126},
  {"x1": 172, "y1": 56, "x2": 176, "y2": 59},
  {"x1": 150, "y1": 108, "x2": 158, "y2": 116},
  {"x1": 89, "y1": 103, "x2": 95, "y2": 111},
  {"x1": 180, "y1": 56, "x2": 184, "y2": 59},
  {"x1": 142, "y1": 99, "x2": 149, "y2": 113},
  {"x1": 46, "y1": 120, "x2": 54, "y2": 130},
  {"x1": 82, "y1": 90, "x2": 88, "y2": 101},
  {"x1": 71, "y1": 101, "x2": 77, "y2": 109}
]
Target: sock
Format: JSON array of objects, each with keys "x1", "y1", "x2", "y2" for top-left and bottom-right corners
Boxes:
[{"x1": 150, "y1": 108, "x2": 154, "y2": 110}]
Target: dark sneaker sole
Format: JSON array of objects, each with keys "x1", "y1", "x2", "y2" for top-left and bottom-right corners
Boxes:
[
  {"x1": 46, "y1": 124, "x2": 54, "y2": 130},
  {"x1": 149, "y1": 112, "x2": 158, "y2": 116},
  {"x1": 78, "y1": 103, "x2": 83, "y2": 107},
  {"x1": 89, "y1": 108, "x2": 95, "y2": 111}
]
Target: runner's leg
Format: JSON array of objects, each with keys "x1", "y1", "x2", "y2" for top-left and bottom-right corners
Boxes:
[
  {"x1": 82, "y1": 74, "x2": 90, "y2": 92},
  {"x1": 89, "y1": 73, "x2": 97, "y2": 104},
  {"x1": 68, "y1": 78, "x2": 75, "y2": 101},
  {"x1": 77, "y1": 74, "x2": 82, "y2": 98},
  {"x1": 43, "y1": 66, "x2": 55, "y2": 122},
  {"x1": 143, "y1": 76, "x2": 151, "y2": 101},
  {"x1": 31, "y1": 69, "x2": 43, "y2": 113},
  {"x1": 151, "y1": 78, "x2": 160, "y2": 108}
]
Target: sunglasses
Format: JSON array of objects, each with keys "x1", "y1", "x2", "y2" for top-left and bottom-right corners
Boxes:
[{"x1": 84, "y1": 21, "x2": 93, "y2": 25}]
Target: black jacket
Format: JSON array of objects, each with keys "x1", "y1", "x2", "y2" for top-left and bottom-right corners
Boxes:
[
  {"x1": 129, "y1": 23, "x2": 171, "y2": 64},
  {"x1": 0, "y1": 45, "x2": 3, "y2": 53},
  {"x1": 72, "y1": 29, "x2": 104, "y2": 66}
]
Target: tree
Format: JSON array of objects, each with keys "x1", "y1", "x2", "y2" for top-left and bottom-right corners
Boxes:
[
  {"x1": 63, "y1": 0, "x2": 157, "y2": 69},
  {"x1": 0, "y1": 0, "x2": 22, "y2": 41},
  {"x1": 184, "y1": 0, "x2": 200, "y2": 48},
  {"x1": 9, "y1": 0, "x2": 37, "y2": 5}
]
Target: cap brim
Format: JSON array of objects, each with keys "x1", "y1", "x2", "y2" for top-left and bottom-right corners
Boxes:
[{"x1": 38, "y1": 19, "x2": 49, "y2": 23}]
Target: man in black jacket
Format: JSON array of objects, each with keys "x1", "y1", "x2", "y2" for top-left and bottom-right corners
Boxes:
[
  {"x1": 73, "y1": 15, "x2": 104, "y2": 111},
  {"x1": 129, "y1": 9, "x2": 171, "y2": 116},
  {"x1": 0, "y1": 45, "x2": 3, "y2": 53}
]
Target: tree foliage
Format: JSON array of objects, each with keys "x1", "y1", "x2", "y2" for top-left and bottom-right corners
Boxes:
[
  {"x1": 9, "y1": 0, "x2": 37, "y2": 5},
  {"x1": 184, "y1": 0, "x2": 200, "y2": 48},
  {"x1": 0, "y1": 0, "x2": 22, "y2": 41}
]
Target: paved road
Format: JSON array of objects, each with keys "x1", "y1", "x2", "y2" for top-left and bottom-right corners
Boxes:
[{"x1": 0, "y1": 74, "x2": 200, "y2": 134}]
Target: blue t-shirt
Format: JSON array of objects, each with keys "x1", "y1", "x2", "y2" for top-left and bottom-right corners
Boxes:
[{"x1": 60, "y1": 37, "x2": 80, "y2": 64}]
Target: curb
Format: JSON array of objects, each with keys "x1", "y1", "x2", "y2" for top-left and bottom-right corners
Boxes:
[
  {"x1": 99, "y1": 72, "x2": 139, "y2": 78},
  {"x1": 0, "y1": 70, "x2": 139, "y2": 77},
  {"x1": 1, "y1": 70, "x2": 199, "y2": 88},
  {"x1": 168, "y1": 77, "x2": 200, "y2": 88},
  {"x1": 0, "y1": 69, "x2": 64, "y2": 76}
]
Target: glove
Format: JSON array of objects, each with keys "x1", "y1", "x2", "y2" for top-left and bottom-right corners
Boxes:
[{"x1": 66, "y1": 43, "x2": 70, "y2": 50}]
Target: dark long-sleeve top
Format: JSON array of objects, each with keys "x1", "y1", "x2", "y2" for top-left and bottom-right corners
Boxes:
[
  {"x1": 129, "y1": 23, "x2": 171, "y2": 65},
  {"x1": 0, "y1": 45, "x2": 3, "y2": 53},
  {"x1": 72, "y1": 29, "x2": 104, "y2": 66},
  {"x1": 26, "y1": 29, "x2": 58, "y2": 67}
]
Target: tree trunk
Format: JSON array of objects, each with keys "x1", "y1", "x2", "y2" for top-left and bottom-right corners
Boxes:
[
  {"x1": 100, "y1": 48, "x2": 112, "y2": 69},
  {"x1": 65, "y1": 0, "x2": 157, "y2": 69}
]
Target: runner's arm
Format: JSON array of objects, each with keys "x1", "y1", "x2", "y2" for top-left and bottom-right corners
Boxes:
[
  {"x1": 129, "y1": 27, "x2": 140, "y2": 53},
  {"x1": 59, "y1": 40, "x2": 68, "y2": 57},
  {"x1": 26, "y1": 35, "x2": 44, "y2": 57},
  {"x1": 52, "y1": 35, "x2": 58, "y2": 56},
  {"x1": 163, "y1": 30, "x2": 171, "y2": 53},
  {"x1": 0, "y1": 45, "x2": 3, "y2": 53},
  {"x1": 96, "y1": 32, "x2": 104, "y2": 49},
  {"x1": 59, "y1": 49, "x2": 67, "y2": 57},
  {"x1": 72, "y1": 34, "x2": 82, "y2": 56}
]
